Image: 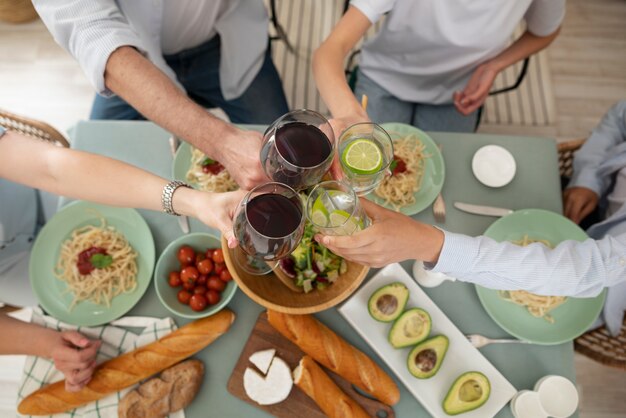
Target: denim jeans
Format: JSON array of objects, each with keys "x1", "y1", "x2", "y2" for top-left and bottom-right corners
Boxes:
[
  {"x1": 354, "y1": 69, "x2": 478, "y2": 133},
  {"x1": 90, "y1": 36, "x2": 289, "y2": 124}
]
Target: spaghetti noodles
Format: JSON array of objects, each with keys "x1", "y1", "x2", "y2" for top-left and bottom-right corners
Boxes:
[
  {"x1": 498, "y1": 235, "x2": 567, "y2": 323},
  {"x1": 186, "y1": 148, "x2": 238, "y2": 193},
  {"x1": 374, "y1": 133, "x2": 429, "y2": 210},
  {"x1": 55, "y1": 217, "x2": 137, "y2": 310}
]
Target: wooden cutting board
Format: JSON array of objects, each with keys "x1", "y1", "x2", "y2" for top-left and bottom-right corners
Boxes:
[{"x1": 227, "y1": 312, "x2": 395, "y2": 418}]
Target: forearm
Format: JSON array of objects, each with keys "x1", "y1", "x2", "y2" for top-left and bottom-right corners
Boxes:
[
  {"x1": 104, "y1": 46, "x2": 237, "y2": 158},
  {"x1": 483, "y1": 29, "x2": 560, "y2": 73},
  {"x1": 433, "y1": 231, "x2": 626, "y2": 297},
  {"x1": 0, "y1": 314, "x2": 56, "y2": 357}
]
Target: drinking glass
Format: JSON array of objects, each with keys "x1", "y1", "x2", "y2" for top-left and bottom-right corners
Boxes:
[
  {"x1": 260, "y1": 109, "x2": 335, "y2": 190},
  {"x1": 306, "y1": 180, "x2": 370, "y2": 236},
  {"x1": 338, "y1": 122, "x2": 394, "y2": 195},
  {"x1": 233, "y1": 182, "x2": 305, "y2": 275}
]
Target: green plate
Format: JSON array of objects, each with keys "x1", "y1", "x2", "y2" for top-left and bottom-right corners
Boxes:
[
  {"x1": 172, "y1": 141, "x2": 194, "y2": 186},
  {"x1": 476, "y1": 209, "x2": 606, "y2": 345},
  {"x1": 367, "y1": 123, "x2": 445, "y2": 215},
  {"x1": 29, "y1": 201, "x2": 155, "y2": 326}
]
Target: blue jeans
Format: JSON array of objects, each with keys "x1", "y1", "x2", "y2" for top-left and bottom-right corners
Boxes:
[
  {"x1": 90, "y1": 36, "x2": 289, "y2": 123},
  {"x1": 354, "y1": 69, "x2": 478, "y2": 133}
]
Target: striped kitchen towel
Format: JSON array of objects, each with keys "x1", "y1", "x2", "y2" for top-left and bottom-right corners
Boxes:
[{"x1": 16, "y1": 308, "x2": 183, "y2": 418}]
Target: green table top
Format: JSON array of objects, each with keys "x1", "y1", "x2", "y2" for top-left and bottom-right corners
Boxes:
[{"x1": 63, "y1": 120, "x2": 577, "y2": 418}]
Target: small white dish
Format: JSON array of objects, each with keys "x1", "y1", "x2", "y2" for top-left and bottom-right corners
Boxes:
[
  {"x1": 534, "y1": 375, "x2": 579, "y2": 417},
  {"x1": 472, "y1": 145, "x2": 516, "y2": 188},
  {"x1": 412, "y1": 261, "x2": 456, "y2": 288},
  {"x1": 510, "y1": 390, "x2": 547, "y2": 418}
]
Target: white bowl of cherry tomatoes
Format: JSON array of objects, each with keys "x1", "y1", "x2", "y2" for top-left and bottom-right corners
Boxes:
[{"x1": 154, "y1": 232, "x2": 236, "y2": 318}]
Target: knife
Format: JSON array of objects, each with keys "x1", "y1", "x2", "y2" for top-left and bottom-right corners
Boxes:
[
  {"x1": 168, "y1": 136, "x2": 190, "y2": 234},
  {"x1": 453, "y1": 202, "x2": 514, "y2": 217}
]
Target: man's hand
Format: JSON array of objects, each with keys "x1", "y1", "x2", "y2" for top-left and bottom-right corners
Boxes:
[
  {"x1": 210, "y1": 129, "x2": 268, "y2": 190},
  {"x1": 47, "y1": 331, "x2": 101, "y2": 392},
  {"x1": 564, "y1": 187, "x2": 599, "y2": 224},
  {"x1": 315, "y1": 199, "x2": 444, "y2": 267},
  {"x1": 454, "y1": 63, "x2": 499, "y2": 116}
]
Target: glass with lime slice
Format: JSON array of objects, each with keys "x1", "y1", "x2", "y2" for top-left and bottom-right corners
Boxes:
[
  {"x1": 306, "y1": 180, "x2": 370, "y2": 236},
  {"x1": 338, "y1": 123, "x2": 393, "y2": 195}
]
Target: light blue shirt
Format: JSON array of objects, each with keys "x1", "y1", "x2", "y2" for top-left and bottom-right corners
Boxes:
[{"x1": 433, "y1": 101, "x2": 626, "y2": 332}]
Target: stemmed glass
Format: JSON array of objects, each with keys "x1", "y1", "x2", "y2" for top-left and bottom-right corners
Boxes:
[
  {"x1": 232, "y1": 182, "x2": 306, "y2": 275},
  {"x1": 306, "y1": 180, "x2": 370, "y2": 236},
  {"x1": 338, "y1": 122, "x2": 394, "y2": 195},
  {"x1": 260, "y1": 109, "x2": 336, "y2": 190}
]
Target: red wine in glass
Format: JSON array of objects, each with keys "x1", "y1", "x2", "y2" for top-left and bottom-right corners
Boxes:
[
  {"x1": 261, "y1": 110, "x2": 335, "y2": 190},
  {"x1": 232, "y1": 182, "x2": 305, "y2": 275}
]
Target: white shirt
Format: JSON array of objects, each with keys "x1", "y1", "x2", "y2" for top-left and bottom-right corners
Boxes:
[
  {"x1": 350, "y1": 0, "x2": 565, "y2": 104},
  {"x1": 161, "y1": 0, "x2": 227, "y2": 55},
  {"x1": 33, "y1": 0, "x2": 269, "y2": 100}
]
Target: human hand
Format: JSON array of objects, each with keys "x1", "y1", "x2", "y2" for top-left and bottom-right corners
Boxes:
[
  {"x1": 314, "y1": 199, "x2": 444, "y2": 267},
  {"x1": 563, "y1": 187, "x2": 599, "y2": 224},
  {"x1": 211, "y1": 129, "x2": 268, "y2": 190},
  {"x1": 193, "y1": 190, "x2": 248, "y2": 248},
  {"x1": 454, "y1": 63, "x2": 499, "y2": 116},
  {"x1": 46, "y1": 331, "x2": 101, "y2": 392}
]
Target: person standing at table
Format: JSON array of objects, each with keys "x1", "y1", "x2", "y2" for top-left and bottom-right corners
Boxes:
[
  {"x1": 32, "y1": 0, "x2": 289, "y2": 189},
  {"x1": 313, "y1": 0, "x2": 564, "y2": 135},
  {"x1": 0, "y1": 127, "x2": 245, "y2": 391},
  {"x1": 316, "y1": 101, "x2": 626, "y2": 335}
]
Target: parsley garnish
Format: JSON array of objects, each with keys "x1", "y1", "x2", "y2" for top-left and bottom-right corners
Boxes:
[
  {"x1": 202, "y1": 157, "x2": 216, "y2": 166},
  {"x1": 90, "y1": 253, "x2": 113, "y2": 269},
  {"x1": 389, "y1": 159, "x2": 398, "y2": 172}
]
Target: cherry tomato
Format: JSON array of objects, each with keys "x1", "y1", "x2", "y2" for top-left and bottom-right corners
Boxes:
[
  {"x1": 177, "y1": 289, "x2": 192, "y2": 305},
  {"x1": 212, "y1": 249, "x2": 225, "y2": 264},
  {"x1": 197, "y1": 274, "x2": 208, "y2": 287},
  {"x1": 189, "y1": 294, "x2": 208, "y2": 311},
  {"x1": 182, "y1": 280, "x2": 196, "y2": 291},
  {"x1": 214, "y1": 263, "x2": 226, "y2": 275},
  {"x1": 206, "y1": 290, "x2": 221, "y2": 305},
  {"x1": 180, "y1": 266, "x2": 199, "y2": 284},
  {"x1": 219, "y1": 269, "x2": 233, "y2": 282},
  {"x1": 197, "y1": 258, "x2": 214, "y2": 275},
  {"x1": 207, "y1": 276, "x2": 226, "y2": 292},
  {"x1": 168, "y1": 271, "x2": 182, "y2": 287},
  {"x1": 177, "y1": 245, "x2": 196, "y2": 266},
  {"x1": 193, "y1": 286, "x2": 208, "y2": 295},
  {"x1": 195, "y1": 252, "x2": 206, "y2": 266}
]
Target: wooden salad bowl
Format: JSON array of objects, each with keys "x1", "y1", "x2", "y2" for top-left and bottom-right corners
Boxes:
[{"x1": 221, "y1": 237, "x2": 369, "y2": 314}]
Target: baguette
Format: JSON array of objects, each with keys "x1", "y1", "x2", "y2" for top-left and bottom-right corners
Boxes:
[
  {"x1": 294, "y1": 356, "x2": 370, "y2": 418},
  {"x1": 267, "y1": 310, "x2": 399, "y2": 405},
  {"x1": 18, "y1": 309, "x2": 235, "y2": 416}
]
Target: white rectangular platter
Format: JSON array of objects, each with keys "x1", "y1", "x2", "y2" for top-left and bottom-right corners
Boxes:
[{"x1": 338, "y1": 263, "x2": 517, "y2": 418}]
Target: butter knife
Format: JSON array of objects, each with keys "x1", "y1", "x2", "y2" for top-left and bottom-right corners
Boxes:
[
  {"x1": 453, "y1": 202, "x2": 513, "y2": 217},
  {"x1": 168, "y1": 136, "x2": 190, "y2": 234}
]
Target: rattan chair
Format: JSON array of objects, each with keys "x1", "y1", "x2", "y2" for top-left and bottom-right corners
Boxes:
[
  {"x1": 559, "y1": 138, "x2": 626, "y2": 370},
  {"x1": 0, "y1": 109, "x2": 69, "y2": 148}
]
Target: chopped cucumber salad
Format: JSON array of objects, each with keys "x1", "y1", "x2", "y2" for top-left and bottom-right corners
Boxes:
[{"x1": 278, "y1": 222, "x2": 347, "y2": 293}]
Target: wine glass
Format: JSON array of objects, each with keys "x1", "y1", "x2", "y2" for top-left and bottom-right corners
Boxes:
[
  {"x1": 233, "y1": 182, "x2": 305, "y2": 275},
  {"x1": 306, "y1": 180, "x2": 370, "y2": 236},
  {"x1": 338, "y1": 122, "x2": 393, "y2": 195},
  {"x1": 260, "y1": 109, "x2": 335, "y2": 190}
]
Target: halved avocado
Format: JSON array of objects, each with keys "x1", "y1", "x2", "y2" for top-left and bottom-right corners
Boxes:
[
  {"x1": 443, "y1": 371, "x2": 491, "y2": 415},
  {"x1": 407, "y1": 335, "x2": 448, "y2": 379},
  {"x1": 368, "y1": 282, "x2": 409, "y2": 322},
  {"x1": 388, "y1": 307, "x2": 431, "y2": 348}
]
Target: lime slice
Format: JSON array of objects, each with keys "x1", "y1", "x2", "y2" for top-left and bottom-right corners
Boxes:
[
  {"x1": 329, "y1": 210, "x2": 361, "y2": 235},
  {"x1": 310, "y1": 209, "x2": 329, "y2": 227},
  {"x1": 341, "y1": 139, "x2": 383, "y2": 175}
]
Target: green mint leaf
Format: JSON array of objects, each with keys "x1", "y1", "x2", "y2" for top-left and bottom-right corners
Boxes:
[
  {"x1": 202, "y1": 157, "x2": 216, "y2": 166},
  {"x1": 90, "y1": 253, "x2": 113, "y2": 269},
  {"x1": 389, "y1": 159, "x2": 398, "y2": 172}
]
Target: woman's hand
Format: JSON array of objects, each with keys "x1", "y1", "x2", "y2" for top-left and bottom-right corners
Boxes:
[
  {"x1": 192, "y1": 190, "x2": 248, "y2": 248},
  {"x1": 315, "y1": 199, "x2": 444, "y2": 267},
  {"x1": 45, "y1": 330, "x2": 102, "y2": 392},
  {"x1": 454, "y1": 63, "x2": 499, "y2": 116},
  {"x1": 564, "y1": 187, "x2": 599, "y2": 224},
  {"x1": 213, "y1": 129, "x2": 268, "y2": 190}
]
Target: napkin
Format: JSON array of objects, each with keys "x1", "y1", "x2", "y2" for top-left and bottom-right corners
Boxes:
[{"x1": 17, "y1": 308, "x2": 184, "y2": 418}]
